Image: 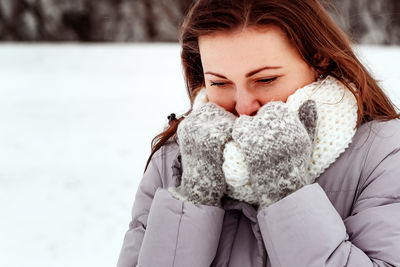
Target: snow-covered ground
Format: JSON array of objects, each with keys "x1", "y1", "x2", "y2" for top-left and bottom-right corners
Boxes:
[{"x1": 0, "y1": 43, "x2": 399, "y2": 267}]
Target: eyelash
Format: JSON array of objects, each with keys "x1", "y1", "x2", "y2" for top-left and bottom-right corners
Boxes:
[
  {"x1": 210, "y1": 82, "x2": 228, "y2": 86},
  {"x1": 256, "y1": 77, "x2": 277, "y2": 84},
  {"x1": 210, "y1": 77, "x2": 278, "y2": 87}
]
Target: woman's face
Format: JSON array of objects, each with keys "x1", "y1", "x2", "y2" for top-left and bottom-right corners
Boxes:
[{"x1": 199, "y1": 25, "x2": 317, "y2": 116}]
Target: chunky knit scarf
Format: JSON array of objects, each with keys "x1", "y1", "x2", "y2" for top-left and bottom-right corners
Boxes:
[{"x1": 183, "y1": 75, "x2": 358, "y2": 204}]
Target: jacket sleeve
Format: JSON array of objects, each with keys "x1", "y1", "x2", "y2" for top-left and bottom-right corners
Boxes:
[
  {"x1": 117, "y1": 149, "x2": 225, "y2": 267},
  {"x1": 257, "y1": 126, "x2": 400, "y2": 266}
]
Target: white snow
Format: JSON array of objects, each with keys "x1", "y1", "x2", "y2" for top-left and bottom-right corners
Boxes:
[{"x1": 0, "y1": 43, "x2": 399, "y2": 267}]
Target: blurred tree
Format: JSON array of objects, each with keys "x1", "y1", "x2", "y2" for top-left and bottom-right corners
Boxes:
[
  {"x1": 324, "y1": 0, "x2": 400, "y2": 45},
  {"x1": 0, "y1": 0, "x2": 398, "y2": 44},
  {"x1": 0, "y1": 0, "x2": 193, "y2": 41}
]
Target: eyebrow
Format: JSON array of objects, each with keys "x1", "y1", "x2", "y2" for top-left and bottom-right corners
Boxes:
[{"x1": 204, "y1": 66, "x2": 282, "y2": 79}]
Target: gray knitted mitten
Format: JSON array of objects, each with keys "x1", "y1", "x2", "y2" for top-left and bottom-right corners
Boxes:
[
  {"x1": 168, "y1": 102, "x2": 236, "y2": 207},
  {"x1": 232, "y1": 100, "x2": 318, "y2": 211}
]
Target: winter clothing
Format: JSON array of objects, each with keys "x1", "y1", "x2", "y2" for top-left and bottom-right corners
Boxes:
[
  {"x1": 221, "y1": 76, "x2": 358, "y2": 204},
  {"x1": 285, "y1": 76, "x2": 358, "y2": 180},
  {"x1": 231, "y1": 100, "x2": 318, "y2": 210},
  {"x1": 168, "y1": 102, "x2": 236, "y2": 207},
  {"x1": 117, "y1": 75, "x2": 400, "y2": 266},
  {"x1": 117, "y1": 118, "x2": 400, "y2": 267},
  {"x1": 170, "y1": 79, "x2": 319, "y2": 209}
]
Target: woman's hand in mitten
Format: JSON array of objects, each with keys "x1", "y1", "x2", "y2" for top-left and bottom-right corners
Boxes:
[
  {"x1": 168, "y1": 102, "x2": 236, "y2": 207},
  {"x1": 232, "y1": 100, "x2": 318, "y2": 211}
]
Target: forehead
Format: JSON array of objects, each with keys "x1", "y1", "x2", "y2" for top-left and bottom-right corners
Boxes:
[{"x1": 198, "y1": 25, "x2": 299, "y2": 72}]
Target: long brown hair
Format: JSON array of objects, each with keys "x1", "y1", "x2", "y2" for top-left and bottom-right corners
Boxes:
[{"x1": 145, "y1": 0, "x2": 399, "y2": 171}]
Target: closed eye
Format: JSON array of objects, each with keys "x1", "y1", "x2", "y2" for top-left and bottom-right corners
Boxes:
[
  {"x1": 210, "y1": 81, "x2": 228, "y2": 86},
  {"x1": 210, "y1": 77, "x2": 277, "y2": 87},
  {"x1": 257, "y1": 77, "x2": 277, "y2": 84}
]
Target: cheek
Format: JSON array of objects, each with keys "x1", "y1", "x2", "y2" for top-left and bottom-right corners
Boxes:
[
  {"x1": 274, "y1": 84, "x2": 307, "y2": 103},
  {"x1": 276, "y1": 68, "x2": 316, "y2": 102},
  {"x1": 257, "y1": 85, "x2": 297, "y2": 105},
  {"x1": 206, "y1": 88, "x2": 236, "y2": 111},
  {"x1": 258, "y1": 80, "x2": 312, "y2": 105},
  {"x1": 281, "y1": 86, "x2": 300, "y2": 102}
]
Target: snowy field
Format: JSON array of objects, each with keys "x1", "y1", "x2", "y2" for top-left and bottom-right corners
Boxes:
[{"x1": 0, "y1": 43, "x2": 399, "y2": 267}]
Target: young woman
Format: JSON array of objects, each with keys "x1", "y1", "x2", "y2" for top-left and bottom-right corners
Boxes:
[{"x1": 117, "y1": 0, "x2": 400, "y2": 266}]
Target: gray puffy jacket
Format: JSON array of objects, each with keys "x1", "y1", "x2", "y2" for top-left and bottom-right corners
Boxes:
[{"x1": 117, "y1": 119, "x2": 400, "y2": 267}]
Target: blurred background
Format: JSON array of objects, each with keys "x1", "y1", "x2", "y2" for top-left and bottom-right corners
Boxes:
[
  {"x1": 0, "y1": 1, "x2": 399, "y2": 267},
  {"x1": 0, "y1": 0, "x2": 399, "y2": 44}
]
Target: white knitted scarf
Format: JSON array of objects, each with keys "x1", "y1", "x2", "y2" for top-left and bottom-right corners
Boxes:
[{"x1": 192, "y1": 76, "x2": 358, "y2": 204}]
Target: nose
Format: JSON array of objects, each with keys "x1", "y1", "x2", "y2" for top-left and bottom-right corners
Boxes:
[{"x1": 234, "y1": 88, "x2": 261, "y2": 116}]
